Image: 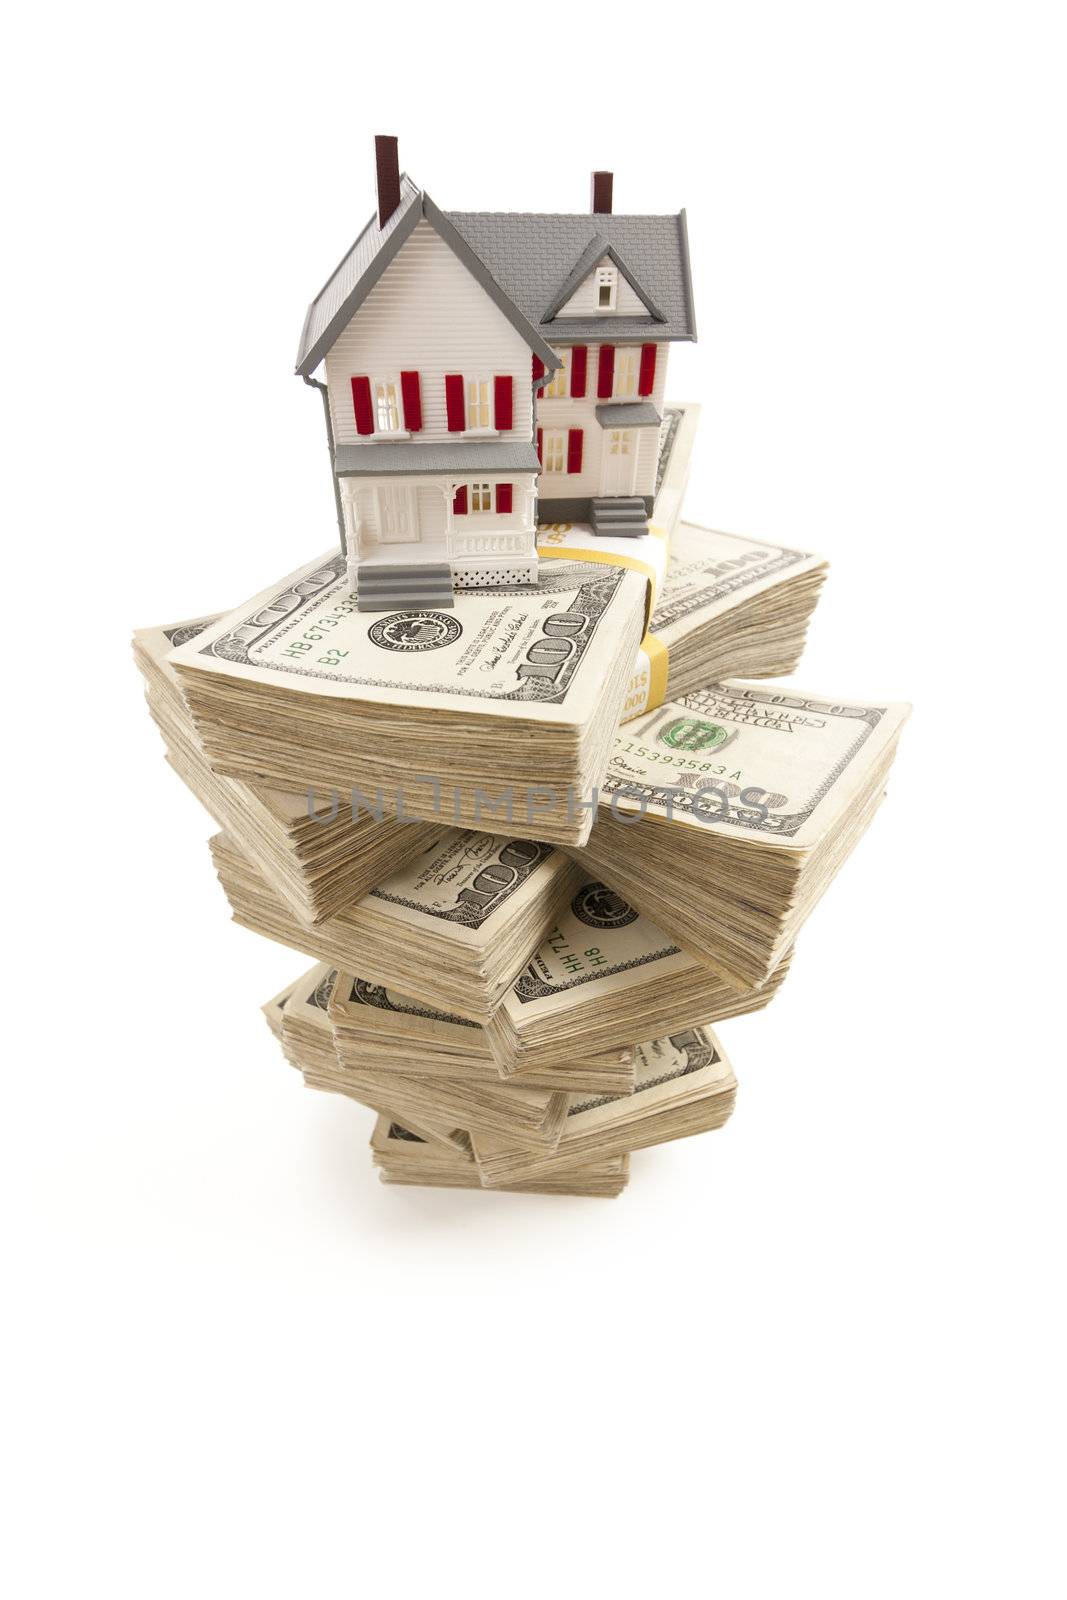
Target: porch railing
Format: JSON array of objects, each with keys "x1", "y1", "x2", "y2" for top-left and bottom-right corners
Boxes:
[{"x1": 449, "y1": 531, "x2": 535, "y2": 559}]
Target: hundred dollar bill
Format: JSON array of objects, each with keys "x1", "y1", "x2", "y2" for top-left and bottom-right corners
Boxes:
[
  {"x1": 653, "y1": 403, "x2": 701, "y2": 537},
  {"x1": 485, "y1": 878, "x2": 790, "y2": 1074},
  {"x1": 370, "y1": 1117, "x2": 630, "y2": 1198},
  {"x1": 170, "y1": 552, "x2": 644, "y2": 710},
  {"x1": 651, "y1": 523, "x2": 826, "y2": 639},
  {"x1": 215, "y1": 827, "x2": 581, "y2": 1022},
  {"x1": 276, "y1": 962, "x2": 570, "y2": 1147},
  {"x1": 472, "y1": 1025, "x2": 736, "y2": 1186},
  {"x1": 328, "y1": 969, "x2": 636, "y2": 1095},
  {"x1": 265, "y1": 974, "x2": 626, "y2": 1190},
  {"x1": 134, "y1": 615, "x2": 441, "y2": 923},
  {"x1": 169, "y1": 553, "x2": 647, "y2": 847},
  {"x1": 576, "y1": 682, "x2": 911, "y2": 985},
  {"x1": 266, "y1": 963, "x2": 469, "y2": 1153},
  {"x1": 263, "y1": 969, "x2": 469, "y2": 1153},
  {"x1": 623, "y1": 522, "x2": 829, "y2": 719}
]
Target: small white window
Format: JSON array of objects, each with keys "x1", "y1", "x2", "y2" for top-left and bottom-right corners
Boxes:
[
  {"x1": 374, "y1": 379, "x2": 401, "y2": 432},
  {"x1": 608, "y1": 429, "x2": 633, "y2": 457},
  {"x1": 467, "y1": 377, "x2": 492, "y2": 431},
  {"x1": 543, "y1": 350, "x2": 569, "y2": 399},
  {"x1": 469, "y1": 482, "x2": 493, "y2": 512},
  {"x1": 614, "y1": 348, "x2": 639, "y2": 398},
  {"x1": 542, "y1": 430, "x2": 566, "y2": 474},
  {"x1": 596, "y1": 266, "x2": 618, "y2": 311}
]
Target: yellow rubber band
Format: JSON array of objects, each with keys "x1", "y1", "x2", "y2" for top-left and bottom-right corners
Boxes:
[
  {"x1": 538, "y1": 545, "x2": 658, "y2": 632},
  {"x1": 643, "y1": 631, "x2": 669, "y2": 708}
]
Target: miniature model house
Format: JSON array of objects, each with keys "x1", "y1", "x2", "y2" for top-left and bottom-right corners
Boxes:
[{"x1": 295, "y1": 137, "x2": 696, "y2": 608}]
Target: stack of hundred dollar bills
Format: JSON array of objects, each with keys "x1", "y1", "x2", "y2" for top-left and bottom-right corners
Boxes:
[{"x1": 135, "y1": 406, "x2": 909, "y2": 1201}]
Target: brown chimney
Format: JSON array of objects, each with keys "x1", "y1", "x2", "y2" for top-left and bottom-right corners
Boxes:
[
  {"x1": 375, "y1": 135, "x2": 401, "y2": 228},
  {"x1": 591, "y1": 171, "x2": 613, "y2": 215}
]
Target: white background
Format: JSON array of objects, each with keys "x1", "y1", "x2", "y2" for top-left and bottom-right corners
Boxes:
[{"x1": 3, "y1": 4, "x2": 1065, "y2": 1595}]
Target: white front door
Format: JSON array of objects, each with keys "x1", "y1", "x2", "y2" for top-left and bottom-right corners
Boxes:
[
  {"x1": 600, "y1": 429, "x2": 638, "y2": 495},
  {"x1": 377, "y1": 486, "x2": 419, "y2": 543}
]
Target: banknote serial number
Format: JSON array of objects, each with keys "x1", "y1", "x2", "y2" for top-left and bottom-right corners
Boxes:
[
  {"x1": 277, "y1": 594, "x2": 359, "y2": 665},
  {"x1": 614, "y1": 739, "x2": 744, "y2": 779},
  {"x1": 546, "y1": 926, "x2": 607, "y2": 974}
]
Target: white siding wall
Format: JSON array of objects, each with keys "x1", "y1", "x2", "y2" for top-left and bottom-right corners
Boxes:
[
  {"x1": 325, "y1": 220, "x2": 535, "y2": 446},
  {"x1": 536, "y1": 340, "x2": 670, "y2": 505},
  {"x1": 554, "y1": 256, "x2": 653, "y2": 318}
]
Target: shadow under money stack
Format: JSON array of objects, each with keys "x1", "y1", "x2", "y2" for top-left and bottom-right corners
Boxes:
[{"x1": 135, "y1": 406, "x2": 908, "y2": 1201}]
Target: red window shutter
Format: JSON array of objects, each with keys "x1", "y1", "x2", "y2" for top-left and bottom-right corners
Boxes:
[
  {"x1": 494, "y1": 375, "x2": 513, "y2": 430},
  {"x1": 445, "y1": 374, "x2": 465, "y2": 432},
  {"x1": 570, "y1": 345, "x2": 588, "y2": 398},
  {"x1": 351, "y1": 375, "x2": 374, "y2": 435},
  {"x1": 567, "y1": 428, "x2": 584, "y2": 474},
  {"x1": 452, "y1": 485, "x2": 468, "y2": 515},
  {"x1": 496, "y1": 483, "x2": 513, "y2": 514},
  {"x1": 597, "y1": 345, "x2": 615, "y2": 398},
  {"x1": 536, "y1": 428, "x2": 543, "y2": 464},
  {"x1": 638, "y1": 344, "x2": 657, "y2": 396},
  {"x1": 400, "y1": 371, "x2": 422, "y2": 430},
  {"x1": 532, "y1": 354, "x2": 545, "y2": 384}
]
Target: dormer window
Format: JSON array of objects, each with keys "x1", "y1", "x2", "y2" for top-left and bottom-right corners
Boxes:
[{"x1": 596, "y1": 266, "x2": 618, "y2": 311}]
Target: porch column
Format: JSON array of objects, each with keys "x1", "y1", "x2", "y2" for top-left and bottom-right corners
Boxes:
[
  {"x1": 340, "y1": 479, "x2": 362, "y2": 556},
  {"x1": 441, "y1": 481, "x2": 459, "y2": 559},
  {"x1": 522, "y1": 482, "x2": 538, "y2": 532}
]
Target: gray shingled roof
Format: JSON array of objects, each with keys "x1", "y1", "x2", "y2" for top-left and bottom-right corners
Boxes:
[
  {"x1": 541, "y1": 235, "x2": 666, "y2": 323},
  {"x1": 445, "y1": 209, "x2": 696, "y2": 343},
  {"x1": 296, "y1": 176, "x2": 422, "y2": 377},
  {"x1": 334, "y1": 440, "x2": 542, "y2": 476},
  {"x1": 595, "y1": 401, "x2": 662, "y2": 428},
  {"x1": 297, "y1": 188, "x2": 696, "y2": 377}
]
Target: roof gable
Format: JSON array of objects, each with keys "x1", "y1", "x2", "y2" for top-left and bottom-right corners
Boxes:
[
  {"x1": 295, "y1": 180, "x2": 560, "y2": 376},
  {"x1": 295, "y1": 175, "x2": 421, "y2": 377},
  {"x1": 543, "y1": 237, "x2": 666, "y2": 322},
  {"x1": 444, "y1": 209, "x2": 696, "y2": 344}
]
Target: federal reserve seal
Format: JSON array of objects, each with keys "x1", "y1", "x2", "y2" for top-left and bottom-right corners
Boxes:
[
  {"x1": 657, "y1": 716, "x2": 731, "y2": 752},
  {"x1": 368, "y1": 612, "x2": 463, "y2": 652},
  {"x1": 571, "y1": 882, "x2": 638, "y2": 931}
]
